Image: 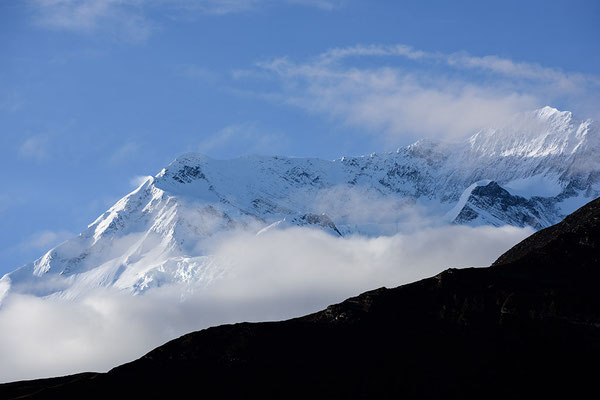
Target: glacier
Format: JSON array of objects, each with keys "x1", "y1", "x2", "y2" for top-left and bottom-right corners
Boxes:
[{"x1": 1, "y1": 106, "x2": 598, "y2": 301}]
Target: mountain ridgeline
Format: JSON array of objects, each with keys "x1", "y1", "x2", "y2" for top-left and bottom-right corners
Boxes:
[
  {"x1": 0, "y1": 106, "x2": 599, "y2": 300},
  {"x1": 2, "y1": 178, "x2": 599, "y2": 399}
]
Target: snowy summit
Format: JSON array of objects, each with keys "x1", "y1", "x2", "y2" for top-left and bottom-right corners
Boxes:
[{"x1": 1, "y1": 107, "x2": 598, "y2": 301}]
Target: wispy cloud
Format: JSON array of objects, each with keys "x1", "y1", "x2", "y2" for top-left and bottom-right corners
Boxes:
[
  {"x1": 317, "y1": 44, "x2": 598, "y2": 91},
  {"x1": 20, "y1": 230, "x2": 74, "y2": 251},
  {"x1": 129, "y1": 175, "x2": 152, "y2": 188},
  {"x1": 167, "y1": 0, "x2": 346, "y2": 15},
  {"x1": 287, "y1": 0, "x2": 346, "y2": 10},
  {"x1": 182, "y1": 0, "x2": 262, "y2": 15},
  {"x1": 0, "y1": 92, "x2": 25, "y2": 113},
  {"x1": 199, "y1": 122, "x2": 290, "y2": 157},
  {"x1": 29, "y1": 0, "x2": 155, "y2": 43},
  {"x1": 28, "y1": 0, "x2": 345, "y2": 41},
  {"x1": 242, "y1": 44, "x2": 600, "y2": 142},
  {"x1": 108, "y1": 141, "x2": 140, "y2": 165},
  {"x1": 18, "y1": 135, "x2": 50, "y2": 162}
]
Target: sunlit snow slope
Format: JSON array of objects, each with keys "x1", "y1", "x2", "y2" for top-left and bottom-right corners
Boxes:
[{"x1": 1, "y1": 107, "x2": 598, "y2": 300}]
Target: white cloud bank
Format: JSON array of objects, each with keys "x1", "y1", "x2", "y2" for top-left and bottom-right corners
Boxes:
[{"x1": 0, "y1": 224, "x2": 532, "y2": 383}]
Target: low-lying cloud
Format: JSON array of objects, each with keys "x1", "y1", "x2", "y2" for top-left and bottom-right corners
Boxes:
[{"x1": 0, "y1": 224, "x2": 532, "y2": 383}]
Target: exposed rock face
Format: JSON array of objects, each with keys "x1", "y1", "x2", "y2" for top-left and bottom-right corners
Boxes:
[
  {"x1": 3, "y1": 197, "x2": 599, "y2": 399},
  {"x1": 296, "y1": 213, "x2": 343, "y2": 236},
  {"x1": 454, "y1": 181, "x2": 557, "y2": 228}
]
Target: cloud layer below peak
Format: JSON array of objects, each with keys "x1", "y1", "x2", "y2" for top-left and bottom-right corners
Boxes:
[{"x1": 0, "y1": 224, "x2": 532, "y2": 383}]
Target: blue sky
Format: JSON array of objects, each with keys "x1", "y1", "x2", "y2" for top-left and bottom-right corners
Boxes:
[{"x1": 1, "y1": 0, "x2": 599, "y2": 275}]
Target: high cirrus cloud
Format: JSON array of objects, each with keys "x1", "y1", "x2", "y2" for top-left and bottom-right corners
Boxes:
[
  {"x1": 28, "y1": 0, "x2": 344, "y2": 42},
  {"x1": 245, "y1": 44, "x2": 600, "y2": 143},
  {"x1": 0, "y1": 224, "x2": 532, "y2": 383}
]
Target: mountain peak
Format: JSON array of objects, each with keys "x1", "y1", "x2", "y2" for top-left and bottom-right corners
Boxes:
[
  {"x1": 464, "y1": 106, "x2": 594, "y2": 159},
  {"x1": 2, "y1": 107, "x2": 598, "y2": 301},
  {"x1": 534, "y1": 105, "x2": 573, "y2": 122}
]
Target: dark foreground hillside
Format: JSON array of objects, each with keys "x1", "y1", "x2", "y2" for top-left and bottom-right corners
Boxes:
[{"x1": 2, "y1": 198, "x2": 600, "y2": 399}]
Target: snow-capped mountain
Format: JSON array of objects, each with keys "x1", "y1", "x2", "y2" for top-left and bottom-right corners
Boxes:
[{"x1": 1, "y1": 107, "x2": 598, "y2": 301}]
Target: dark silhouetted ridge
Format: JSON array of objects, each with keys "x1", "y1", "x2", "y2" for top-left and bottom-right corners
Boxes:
[{"x1": 2, "y1": 198, "x2": 599, "y2": 399}]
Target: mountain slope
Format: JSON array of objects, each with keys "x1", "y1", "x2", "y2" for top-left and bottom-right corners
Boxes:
[
  {"x1": 453, "y1": 181, "x2": 557, "y2": 228},
  {"x1": 1, "y1": 107, "x2": 598, "y2": 300},
  {"x1": 3, "y1": 193, "x2": 599, "y2": 399}
]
